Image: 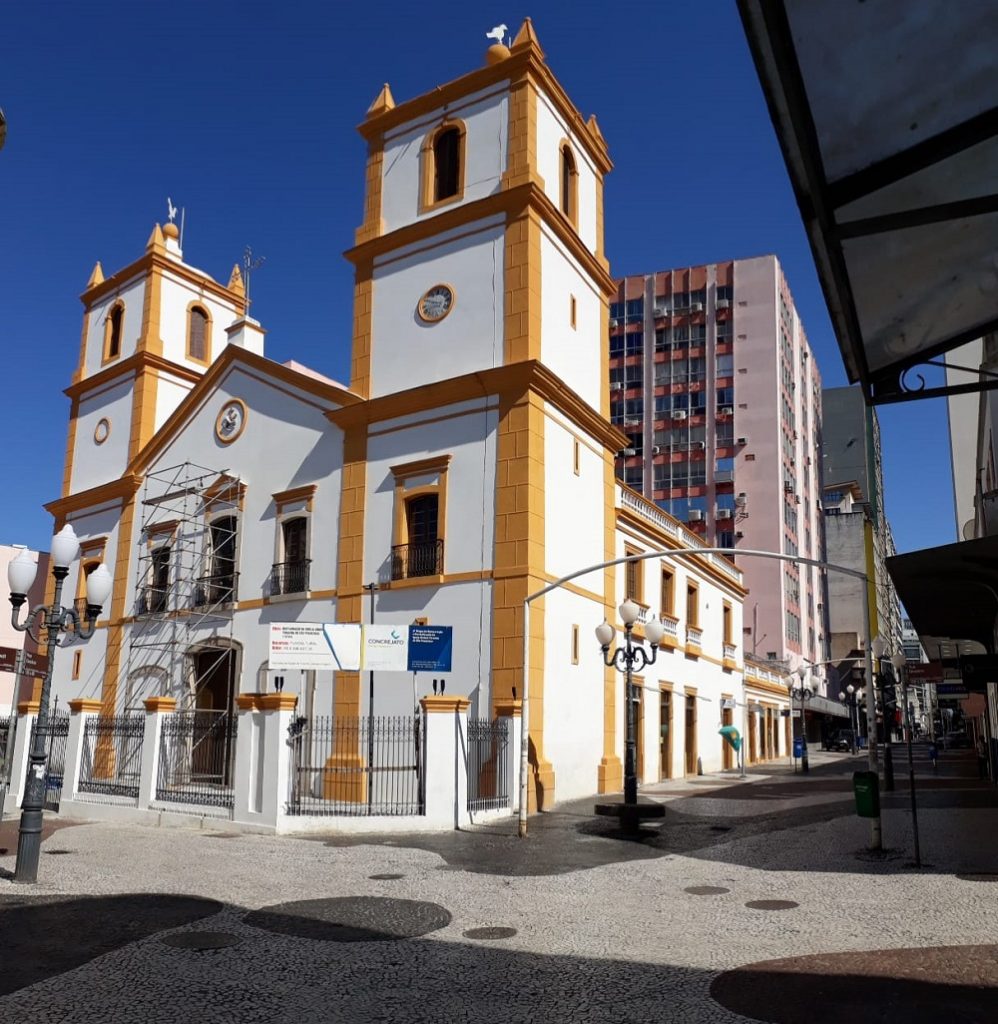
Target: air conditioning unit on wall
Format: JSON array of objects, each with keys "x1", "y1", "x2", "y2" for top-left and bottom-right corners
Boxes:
[
  {"x1": 688, "y1": 510, "x2": 704, "y2": 522},
  {"x1": 717, "y1": 509, "x2": 733, "y2": 520},
  {"x1": 674, "y1": 410, "x2": 688, "y2": 420}
]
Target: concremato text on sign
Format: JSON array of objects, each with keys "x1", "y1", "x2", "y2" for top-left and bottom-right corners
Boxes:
[{"x1": 269, "y1": 623, "x2": 453, "y2": 673}]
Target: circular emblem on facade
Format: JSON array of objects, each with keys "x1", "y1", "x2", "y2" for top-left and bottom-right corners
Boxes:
[
  {"x1": 417, "y1": 283, "x2": 455, "y2": 323},
  {"x1": 94, "y1": 418, "x2": 111, "y2": 445},
  {"x1": 214, "y1": 399, "x2": 247, "y2": 444}
]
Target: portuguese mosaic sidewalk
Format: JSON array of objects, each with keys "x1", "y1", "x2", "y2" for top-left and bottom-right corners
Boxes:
[{"x1": 0, "y1": 745, "x2": 995, "y2": 1023}]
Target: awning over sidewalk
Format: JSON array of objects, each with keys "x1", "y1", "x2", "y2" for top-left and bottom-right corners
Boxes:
[
  {"x1": 886, "y1": 534, "x2": 998, "y2": 657},
  {"x1": 738, "y1": 0, "x2": 998, "y2": 404}
]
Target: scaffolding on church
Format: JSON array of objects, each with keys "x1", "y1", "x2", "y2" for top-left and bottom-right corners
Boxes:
[{"x1": 121, "y1": 461, "x2": 244, "y2": 716}]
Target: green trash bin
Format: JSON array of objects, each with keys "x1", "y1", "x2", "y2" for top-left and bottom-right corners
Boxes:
[{"x1": 853, "y1": 770, "x2": 880, "y2": 818}]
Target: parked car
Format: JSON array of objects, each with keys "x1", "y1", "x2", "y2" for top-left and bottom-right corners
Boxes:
[{"x1": 827, "y1": 729, "x2": 856, "y2": 752}]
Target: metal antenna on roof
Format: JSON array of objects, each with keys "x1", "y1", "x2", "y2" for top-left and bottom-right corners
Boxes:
[{"x1": 242, "y1": 246, "x2": 266, "y2": 315}]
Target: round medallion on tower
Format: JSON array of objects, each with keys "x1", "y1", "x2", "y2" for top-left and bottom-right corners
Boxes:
[
  {"x1": 417, "y1": 284, "x2": 455, "y2": 324},
  {"x1": 215, "y1": 399, "x2": 247, "y2": 444},
  {"x1": 94, "y1": 418, "x2": 110, "y2": 445}
]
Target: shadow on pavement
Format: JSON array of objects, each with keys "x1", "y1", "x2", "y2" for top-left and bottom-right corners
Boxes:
[
  {"x1": 711, "y1": 944, "x2": 998, "y2": 1023},
  {"x1": 0, "y1": 891, "x2": 994, "y2": 1023},
  {"x1": 0, "y1": 893, "x2": 222, "y2": 995}
]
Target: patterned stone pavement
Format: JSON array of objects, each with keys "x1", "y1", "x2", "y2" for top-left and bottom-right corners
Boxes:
[{"x1": 0, "y1": 748, "x2": 995, "y2": 1023}]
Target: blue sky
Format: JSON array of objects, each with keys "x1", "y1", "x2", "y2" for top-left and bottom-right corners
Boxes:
[{"x1": 0, "y1": 1, "x2": 954, "y2": 555}]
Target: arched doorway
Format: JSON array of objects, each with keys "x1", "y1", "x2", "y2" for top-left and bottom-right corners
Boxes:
[{"x1": 185, "y1": 641, "x2": 240, "y2": 786}]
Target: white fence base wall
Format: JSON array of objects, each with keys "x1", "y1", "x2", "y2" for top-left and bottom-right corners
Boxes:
[{"x1": 40, "y1": 692, "x2": 515, "y2": 836}]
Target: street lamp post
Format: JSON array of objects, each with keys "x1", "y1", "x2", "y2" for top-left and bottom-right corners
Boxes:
[
  {"x1": 892, "y1": 650, "x2": 922, "y2": 868},
  {"x1": 7, "y1": 526, "x2": 112, "y2": 884},
  {"x1": 789, "y1": 665, "x2": 818, "y2": 773},
  {"x1": 871, "y1": 635, "x2": 895, "y2": 791},
  {"x1": 596, "y1": 600, "x2": 663, "y2": 806},
  {"x1": 838, "y1": 684, "x2": 860, "y2": 754}
]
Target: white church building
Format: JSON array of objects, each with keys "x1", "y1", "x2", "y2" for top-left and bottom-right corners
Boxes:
[{"x1": 33, "y1": 20, "x2": 778, "y2": 814}]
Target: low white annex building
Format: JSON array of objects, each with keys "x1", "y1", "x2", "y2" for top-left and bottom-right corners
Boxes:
[{"x1": 25, "y1": 21, "x2": 778, "y2": 820}]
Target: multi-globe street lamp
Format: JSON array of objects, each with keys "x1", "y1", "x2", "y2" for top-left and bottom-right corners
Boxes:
[
  {"x1": 891, "y1": 648, "x2": 922, "y2": 867},
  {"x1": 789, "y1": 664, "x2": 819, "y2": 773},
  {"x1": 7, "y1": 525, "x2": 112, "y2": 883},
  {"x1": 596, "y1": 599, "x2": 664, "y2": 806},
  {"x1": 870, "y1": 635, "x2": 896, "y2": 790},
  {"x1": 837, "y1": 684, "x2": 863, "y2": 754}
]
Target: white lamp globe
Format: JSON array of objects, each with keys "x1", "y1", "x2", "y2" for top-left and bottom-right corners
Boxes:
[
  {"x1": 595, "y1": 621, "x2": 615, "y2": 648},
  {"x1": 644, "y1": 616, "x2": 665, "y2": 646},
  {"x1": 871, "y1": 634, "x2": 885, "y2": 659},
  {"x1": 847, "y1": 683, "x2": 855, "y2": 695},
  {"x1": 618, "y1": 599, "x2": 640, "y2": 627},
  {"x1": 50, "y1": 524, "x2": 80, "y2": 569},
  {"x1": 839, "y1": 691, "x2": 846, "y2": 701},
  {"x1": 7, "y1": 547, "x2": 38, "y2": 598},
  {"x1": 85, "y1": 563, "x2": 113, "y2": 609},
  {"x1": 891, "y1": 651, "x2": 906, "y2": 672}
]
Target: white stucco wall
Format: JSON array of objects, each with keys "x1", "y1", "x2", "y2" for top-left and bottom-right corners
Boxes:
[
  {"x1": 370, "y1": 219, "x2": 505, "y2": 398},
  {"x1": 154, "y1": 375, "x2": 196, "y2": 432},
  {"x1": 380, "y1": 85, "x2": 509, "y2": 234},
  {"x1": 535, "y1": 90, "x2": 598, "y2": 253},
  {"x1": 542, "y1": 587, "x2": 604, "y2": 800},
  {"x1": 364, "y1": 399, "x2": 498, "y2": 583},
  {"x1": 158, "y1": 273, "x2": 242, "y2": 371},
  {"x1": 83, "y1": 276, "x2": 146, "y2": 379},
  {"x1": 544, "y1": 410, "x2": 604, "y2": 585},
  {"x1": 539, "y1": 229, "x2": 603, "y2": 410},
  {"x1": 71, "y1": 378, "x2": 135, "y2": 493},
  {"x1": 614, "y1": 510, "x2": 745, "y2": 781}
]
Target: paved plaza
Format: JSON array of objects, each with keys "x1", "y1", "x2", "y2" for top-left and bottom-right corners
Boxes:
[{"x1": 1, "y1": 745, "x2": 996, "y2": 1023}]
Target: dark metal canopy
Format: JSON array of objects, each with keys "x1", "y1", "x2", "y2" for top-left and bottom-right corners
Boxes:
[
  {"x1": 739, "y1": 0, "x2": 998, "y2": 404},
  {"x1": 886, "y1": 534, "x2": 998, "y2": 657}
]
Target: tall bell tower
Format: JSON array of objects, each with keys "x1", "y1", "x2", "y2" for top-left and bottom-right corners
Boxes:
[
  {"x1": 346, "y1": 18, "x2": 614, "y2": 413},
  {"x1": 336, "y1": 22, "x2": 625, "y2": 810}
]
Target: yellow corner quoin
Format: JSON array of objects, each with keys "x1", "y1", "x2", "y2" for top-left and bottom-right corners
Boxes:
[
  {"x1": 67, "y1": 698, "x2": 103, "y2": 714},
  {"x1": 420, "y1": 695, "x2": 472, "y2": 714},
  {"x1": 143, "y1": 696, "x2": 177, "y2": 713}
]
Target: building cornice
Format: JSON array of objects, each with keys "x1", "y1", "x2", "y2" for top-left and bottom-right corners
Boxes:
[
  {"x1": 65, "y1": 351, "x2": 204, "y2": 400},
  {"x1": 343, "y1": 181, "x2": 616, "y2": 298},
  {"x1": 45, "y1": 474, "x2": 143, "y2": 519},
  {"x1": 80, "y1": 251, "x2": 246, "y2": 311},
  {"x1": 326, "y1": 360, "x2": 628, "y2": 454}
]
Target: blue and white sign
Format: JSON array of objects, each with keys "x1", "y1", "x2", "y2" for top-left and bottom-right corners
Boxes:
[
  {"x1": 270, "y1": 623, "x2": 361, "y2": 671},
  {"x1": 407, "y1": 626, "x2": 453, "y2": 673}
]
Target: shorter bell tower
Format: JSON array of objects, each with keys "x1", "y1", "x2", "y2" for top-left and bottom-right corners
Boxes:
[{"x1": 61, "y1": 221, "x2": 249, "y2": 499}]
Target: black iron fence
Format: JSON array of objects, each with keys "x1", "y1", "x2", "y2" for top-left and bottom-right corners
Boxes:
[
  {"x1": 29, "y1": 712, "x2": 70, "y2": 812},
  {"x1": 155, "y1": 711, "x2": 237, "y2": 812},
  {"x1": 0, "y1": 715, "x2": 15, "y2": 778},
  {"x1": 270, "y1": 559, "x2": 311, "y2": 596},
  {"x1": 390, "y1": 539, "x2": 443, "y2": 580},
  {"x1": 78, "y1": 714, "x2": 145, "y2": 802},
  {"x1": 467, "y1": 718, "x2": 511, "y2": 812},
  {"x1": 287, "y1": 715, "x2": 423, "y2": 816}
]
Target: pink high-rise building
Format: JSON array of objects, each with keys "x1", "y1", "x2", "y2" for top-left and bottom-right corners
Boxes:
[{"x1": 610, "y1": 255, "x2": 827, "y2": 677}]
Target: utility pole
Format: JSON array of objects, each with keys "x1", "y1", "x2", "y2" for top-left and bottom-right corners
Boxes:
[{"x1": 363, "y1": 582, "x2": 378, "y2": 811}]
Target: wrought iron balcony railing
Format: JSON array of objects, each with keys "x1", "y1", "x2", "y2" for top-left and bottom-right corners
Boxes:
[
  {"x1": 192, "y1": 572, "x2": 239, "y2": 607},
  {"x1": 390, "y1": 539, "x2": 443, "y2": 581},
  {"x1": 136, "y1": 587, "x2": 169, "y2": 616},
  {"x1": 270, "y1": 559, "x2": 311, "y2": 596}
]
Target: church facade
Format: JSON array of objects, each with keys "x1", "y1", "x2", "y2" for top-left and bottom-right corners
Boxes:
[{"x1": 42, "y1": 21, "x2": 763, "y2": 809}]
